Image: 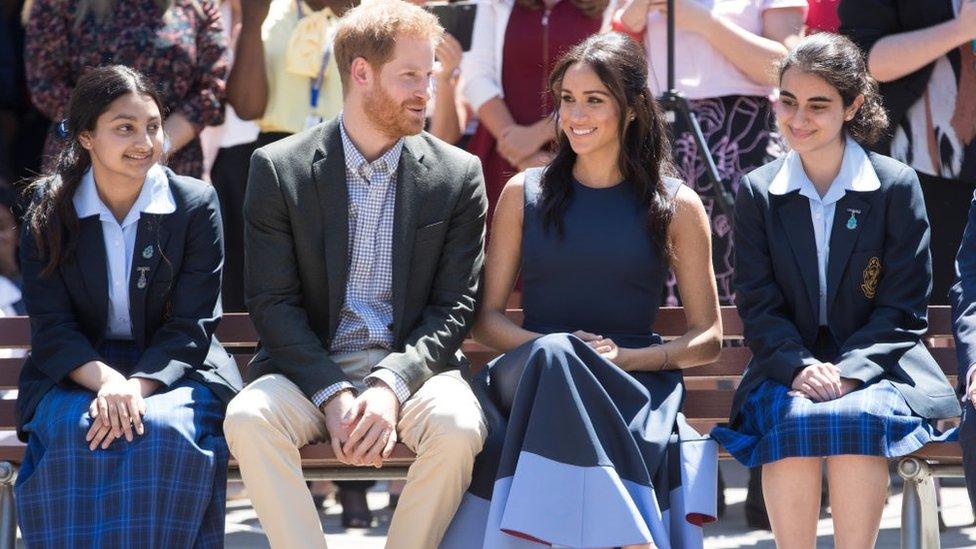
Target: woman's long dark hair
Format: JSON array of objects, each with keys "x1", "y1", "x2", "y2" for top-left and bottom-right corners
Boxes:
[
  {"x1": 541, "y1": 32, "x2": 676, "y2": 262},
  {"x1": 26, "y1": 65, "x2": 165, "y2": 275}
]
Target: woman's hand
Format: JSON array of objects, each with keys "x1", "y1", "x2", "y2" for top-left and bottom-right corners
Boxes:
[
  {"x1": 650, "y1": 0, "x2": 714, "y2": 34},
  {"x1": 573, "y1": 330, "x2": 632, "y2": 368},
  {"x1": 132, "y1": 377, "x2": 163, "y2": 399},
  {"x1": 616, "y1": 0, "x2": 653, "y2": 33},
  {"x1": 86, "y1": 377, "x2": 146, "y2": 450},
  {"x1": 162, "y1": 112, "x2": 197, "y2": 156},
  {"x1": 435, "y1": 33, "x2": 463, "y2": 83},
  {"x1": 790, "y1": 363, "x2": 842, "y2": 402},
  {"x1": 496, "y1": 122, "x2": 550, "y2": 167},
  {"x1": 838, "y1": 377, "x2": 860, "y2": 398}
]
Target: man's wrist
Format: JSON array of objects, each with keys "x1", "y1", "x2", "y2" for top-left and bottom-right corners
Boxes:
[
  {"x1": 319, "y1": 387, "x2": 354, "y2": 413},
  {"x1": 365, "y1": 368, "x2": 411, "y2": 404}
]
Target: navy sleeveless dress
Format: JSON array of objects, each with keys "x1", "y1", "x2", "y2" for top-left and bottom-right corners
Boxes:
[{"x1": 441, "y1": 168, "x2": 717, "y2": 549}]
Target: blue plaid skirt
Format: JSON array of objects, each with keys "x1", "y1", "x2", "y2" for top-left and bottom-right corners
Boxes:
[
  {"x1": 15, "y1": 341, "x2": 229, "y2": 547},
  {"x1": 711, "y1": 379, "x2": 956, "y2": 468}
]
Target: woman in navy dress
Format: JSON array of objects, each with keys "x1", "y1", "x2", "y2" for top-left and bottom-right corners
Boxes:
[
  {"x1": 442, "y1": 33, "x2": 722, "y2": 549},
  {"x1": 712, "y1": 33, "x2": 960, "y2": 548},
  {"x1": 15, "y1": 65, "x2": 242, "y2": 546}
]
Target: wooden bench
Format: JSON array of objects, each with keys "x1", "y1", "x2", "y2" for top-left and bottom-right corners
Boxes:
[{"x1": 0, "y1": 306, "x2": 961, "y2": 548}]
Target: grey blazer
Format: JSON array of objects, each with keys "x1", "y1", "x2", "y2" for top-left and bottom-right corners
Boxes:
[
  {"x1": 243, "y1": 118, "x2": 487, "y2": 400},
  {"x1": 730, "y1": 149, "x2": 960, "y2": 425}
]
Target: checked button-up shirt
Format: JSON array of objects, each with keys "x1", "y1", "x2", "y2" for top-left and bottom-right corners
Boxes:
[{"x1": 310, "y1": 116, "x2": 411, "y2": 409}]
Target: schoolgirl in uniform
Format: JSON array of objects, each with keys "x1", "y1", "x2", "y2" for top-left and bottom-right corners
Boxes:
[
  {"x1": 15, "y1": 65, "x2": 242, "y2": 546},
  {"x1": 712, "y1": 33, "x2": 960, "y2": 548}
]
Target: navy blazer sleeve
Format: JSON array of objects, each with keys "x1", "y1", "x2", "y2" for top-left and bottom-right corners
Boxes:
[
  {"x1": 734, "y1": 174, "x2": 821, "y2": 386},
  {"x1": 244, "y1": 148, "x2": 351, "y2": 400},
  {"x1": 129, "y1": 185, "x2": 225, "y2": 387},
  {"x1": 832, "y1": 166, "x2": 932, "y2": 383},
  {"x1": 950, "y1": 191, "x2": 976, "y2": 388},
  {"x1": 20, "y1": 222, "x2": 101, "y2": 383}
]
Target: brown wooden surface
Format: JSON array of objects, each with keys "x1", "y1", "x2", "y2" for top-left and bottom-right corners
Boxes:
[{"x1": 0, "y1": 306, "x2": 963, "y2": 467}]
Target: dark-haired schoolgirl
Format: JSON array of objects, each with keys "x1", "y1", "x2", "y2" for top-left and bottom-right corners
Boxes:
[
  {"x1": 712, "y1": 33, "x2": 959, "y2": 548},
  {"x1": 442, "y1": 32, "x2": 722, "y2": 549},
  {"x1": 14, "y1": 65, "x2": 241, "y2": 546}
]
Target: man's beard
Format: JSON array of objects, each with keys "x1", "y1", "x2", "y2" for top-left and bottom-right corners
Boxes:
[{"x1": 363, "y1": 83, "x2": 425, "y2": 139}]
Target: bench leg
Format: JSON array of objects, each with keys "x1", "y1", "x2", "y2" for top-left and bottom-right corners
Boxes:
[
  {"x1": 0, "y1": 462, "x2": 15, "y2": 549},
  {"x1": 898, "y1": 458, "x2": 940, "y2": 549}
]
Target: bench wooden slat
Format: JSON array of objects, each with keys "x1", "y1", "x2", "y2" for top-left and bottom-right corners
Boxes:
[
  {"x1": 0, "y1": 359, "x2": 20, "y2": 388},
  {"x1": 908, "y1": 441, "x2": 962, "y2": 461},
  {"x1": 0, "y1": 401, "x2": 16, "y2": 431},
  {"x1": 0, "y1": 306, "x2": 963, "y2": 469},
  {"x1": 0, "y1": 318, "x2": 30, "y2": 348},
  {"x1": 0, "y1": 306, "x2": 958, "y2": 347}
]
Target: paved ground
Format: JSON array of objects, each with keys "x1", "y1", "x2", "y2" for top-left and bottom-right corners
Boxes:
[
  {"x1": 14, "y1": 461, "x2": 976, "y2": 547},
  {"x1": 218, "y1": 462, "x2": 976, "y2": 548}
]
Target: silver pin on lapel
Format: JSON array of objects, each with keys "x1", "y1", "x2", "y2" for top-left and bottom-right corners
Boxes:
[
  {"x1": 846, "y1": 208, "x2": 861, "y2": 230},
  {"x1": 142, "y1": 245, "x2": 154, "y2": 259},
  {"x1": 136, "y1": 266, "x2": 150, "y2": 289}
]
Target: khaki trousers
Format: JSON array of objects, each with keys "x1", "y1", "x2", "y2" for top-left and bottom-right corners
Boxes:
[{"x1": 223, "y1": 350, "x2": 486, "y2": 549}]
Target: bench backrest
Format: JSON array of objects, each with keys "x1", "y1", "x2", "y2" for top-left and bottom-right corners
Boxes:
[{"x1": 0, "y1": 306, "x2": 957, "y2": 433}]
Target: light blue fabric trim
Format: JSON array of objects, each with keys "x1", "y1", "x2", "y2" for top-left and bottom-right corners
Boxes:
[{"x1": 497, "y1": 451, "x2": 657, "y2": 548}]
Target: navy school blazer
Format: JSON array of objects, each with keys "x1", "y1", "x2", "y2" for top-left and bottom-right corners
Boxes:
[
  {"x1": 15, "y1": 168, "x2": 243, "y2": 440},
  {"x1": 950, "y1": 192, "x2": 976, "y2": 396},
  {"x1": 729, "y1": 148, "x2": 960, "y2": 425}
]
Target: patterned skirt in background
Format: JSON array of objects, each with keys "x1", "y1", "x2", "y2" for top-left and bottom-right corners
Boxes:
[
  {"x1": 15, "y1": 340, "x2": 229, "y2": 547},
  {"x1": 441, "y1": 334, "x2": 718, "y2": 549},
  {"x1": 666, "y1": 95, "x2": 785, "y2": 306},
  {"x1": 711, "y1": 379, "x2": 956, "y2": 468}
]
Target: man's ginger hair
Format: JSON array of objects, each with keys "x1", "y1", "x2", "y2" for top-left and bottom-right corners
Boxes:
[{"x1": 333, "y1": 0, "x2": 444, "y2": 92}]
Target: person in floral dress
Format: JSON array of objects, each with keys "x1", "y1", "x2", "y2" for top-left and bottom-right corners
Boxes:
[{"x1": 24, "y1": 0, "x2": 228, "y2": 177}]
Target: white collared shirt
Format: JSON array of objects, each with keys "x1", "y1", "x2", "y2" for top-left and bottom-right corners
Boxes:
[
  {"x1": 768, "y1": 136, "x2": 881, "y2": 325},
  {"x1": 72, "y1": 164, "x2": 176, "y2": 339}
]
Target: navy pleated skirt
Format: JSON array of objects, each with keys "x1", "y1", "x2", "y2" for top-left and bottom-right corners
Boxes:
[
  {"x1": 441, "y1": 333, "x2": 717, "y2": 549},
  {"x1": 15, "y1": 340, "x2": 229, "y2": 547}
]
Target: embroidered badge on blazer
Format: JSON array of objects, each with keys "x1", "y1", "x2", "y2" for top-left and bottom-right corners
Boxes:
[{"x1": 861, "y1": 257, "x2": 881, "y2": 299}]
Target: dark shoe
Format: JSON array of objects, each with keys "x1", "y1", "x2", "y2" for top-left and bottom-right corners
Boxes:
[{"x1": 339, "y1": 489, "x2": 376, "y2": 529}]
